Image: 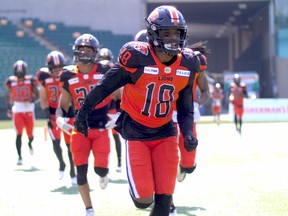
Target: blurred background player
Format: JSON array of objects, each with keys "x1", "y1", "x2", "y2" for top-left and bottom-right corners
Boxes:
[
  {"x1": 37, "y1": 51, "x2": 77, "y2": 184},
  {"x1": 229, "y1": 73, "x2": 248, "y2": 134},
  {"x1": 56, "y1": 33, "x2": 122, "y2": 216},
  {"x1": 97, "y1": 48, "x2": 123, "y2": 172},
  {"x1": 211, "y1": 82, "x2": 224, "y2": 126},
  {"x1": 5, "y1": 60, "x2": 39, "y2": 165},
  {"x1": 134, "y1": 29, "x2": 148, "y2": 42},
  {"x1": 170, "y1": 41, "x2": 210, "y2": 216}
]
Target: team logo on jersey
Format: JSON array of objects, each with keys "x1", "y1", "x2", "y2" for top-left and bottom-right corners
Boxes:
[
  {"x1": 45, "y1": 78, "x2": 54, "y2": 83},
  {"x1": 68, "y1": 77, "x2": 79, "y2": 85},
  {"x1": 93, "y1": 74, "x2": 103, "y2": 80},
  {"x1": 176, "y1": 69, "x2": 190, "y2": 77},
  {"x1": 144, "y1": 66, "x2": 159, "y2": 75},
  {"x1": 164, "y1": 67, "x2": 171, "y2": 74},
  {"x1": 134, "y1": 44, "x2": 149, "y2": 56}
]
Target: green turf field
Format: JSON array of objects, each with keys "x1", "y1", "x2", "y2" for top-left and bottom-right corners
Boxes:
[{"x1": 1, "y1": 120, "x2": 288, "y2": 215}]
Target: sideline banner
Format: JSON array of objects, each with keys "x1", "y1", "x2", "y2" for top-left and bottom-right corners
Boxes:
[{"x1": 228, "y1": 98, "x2": 288, "y2": 122}]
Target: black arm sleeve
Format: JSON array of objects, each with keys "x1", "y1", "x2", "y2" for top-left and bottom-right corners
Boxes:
[
  {"x1": 80, "y1": 65, "x2": 130, "y2": 116},
  {"x1": 176, "y1": 81, "x2": 194, "y2": 138}
]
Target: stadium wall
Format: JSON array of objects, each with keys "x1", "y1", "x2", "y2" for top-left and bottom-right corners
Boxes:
[{"x1": 0, "y1": 0, "x2": 146, "y2": 35}]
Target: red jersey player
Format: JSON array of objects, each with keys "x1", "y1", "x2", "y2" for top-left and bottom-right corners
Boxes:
[
  {"x1": 56, "y1": 34, "x2": 121, "y2": 216},
  {"x1": 5, "y1": 60, "x2": 39, "y2": 165},
  {"x1": 211, "y1": 82, "x2": 224, "y2": 126},
  {"x1": 37, "y1": 51, "x2": 77, "y2": 184},
  {"x1": 229, "y1": 74, "x2": 248, "y2": 134},
  {"x1": 74, "y1": 6, "x2": 200, "y2": 216}
]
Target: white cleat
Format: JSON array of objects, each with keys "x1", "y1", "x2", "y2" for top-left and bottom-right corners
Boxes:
[
  {"x1": 116, "y1": 166, "x2": 122, "y2": 173},
  {"x1": 177, "y1": 166, "x2": 186, "y2": 182},
  {"x1": 85, "y1": 208, "x2": 94, "y2": 216},
  {"x1": 71, "y1": 176, "x2": 78, "y2": 186},
  {"x1": 59, "y1": 170, "x2": 65, "y2": 180},
  {"x1": 17, "y1": 159, "x2": 23, "y2": 166},
  {"x1": 99, "y1": 175, "x2": 109, "y2": 190},
  {"x1": 29, "y1": 148, "x2": 34, "y2": 155}
]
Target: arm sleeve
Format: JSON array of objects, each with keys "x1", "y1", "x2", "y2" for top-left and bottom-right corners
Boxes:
[
  {"x1": 80, "y1": 65, "x2": 130, "y2": 115},
  {"x1": 176, "y1": 81, "x2": 194, "y2": 138}
]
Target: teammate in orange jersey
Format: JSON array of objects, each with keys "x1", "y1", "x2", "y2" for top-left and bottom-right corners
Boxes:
[
  {"x1": 37, "y1": 51, "x2": 77, "y2": 185},
  {"x1": 56, "y1": 34, "x2": 122, "y2": 216},
  {"x1": 229, "y1": 74, "x2": 248, "y2": 134},
  {"x1": 97, "y1": 48, "x2": 123, "y2": 172},
  {"x1": 74, "y1": 6, "x2": 200, "y2": 216},
  {"x1": 5, "y1": 60, "x2": 39, "y2": 165},
  {"x1": 211, "y1": 82, "x2": 224, "y2": 126}
]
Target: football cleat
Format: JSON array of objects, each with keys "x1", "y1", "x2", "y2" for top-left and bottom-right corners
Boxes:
[
  {"x1": 177, "y1": 166, "x2": 186, "y2": 182},
  {"x1": 71, "y1": 176, "x2": 78, "y2": 186},
  {"x1": 85, "y1": 208, "x2": 94, "y2": 216},
  {"x1": 17, "y1": 158, "x2": 23, "y2": 166},
  {"x1": 99, "y1": 175, "x2": 109, "y2": 190}
]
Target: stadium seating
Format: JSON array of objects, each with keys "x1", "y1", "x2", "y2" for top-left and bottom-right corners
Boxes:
[
  {"x1": 0, "y1": 17, "x2": 133, "y2": 97},
  {"x1": 0, "y1": 17, "x2": 49, "y2": 96}
]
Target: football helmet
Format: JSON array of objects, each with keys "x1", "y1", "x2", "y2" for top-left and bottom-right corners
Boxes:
[
  {"x1": 46, "y1": 51, "x2": 66, "y2": 70},
  {"x1": 233, "y1": 74, "x2": 241, "y2": 85},
  {"x1": 134, "y1": 29, "x2": 148, "y2": 42},
  {"x1": 73, "y1": 33, "x2": 100, "y2": 64},
  {"x1": 13, "y1": 60, "x2": 27, "y2": 79},
  {"x1": 97, "y1": 48, "x2": 114, "y2": 61},
  {"x1": 145, "y1": 5, "x2": 187, "y2": 56},
  {"x1": 215, "y1": 83, "x2": 221, "y2": 89}
]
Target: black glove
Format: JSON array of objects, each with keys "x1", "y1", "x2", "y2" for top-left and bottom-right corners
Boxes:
[
  {"x1": 47, "y1": 119, "x2": 53, "y2": 129},
  {"x1": 74, "y1": 112, "x2": 88, "y2": 137},
  {"x1": 184, "y1": 135, "x2": 198, "y2": 152}
]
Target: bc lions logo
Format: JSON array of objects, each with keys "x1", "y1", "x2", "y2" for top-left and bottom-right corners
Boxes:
[{"x1": 134, "y1": 44, "x2": 149, "y2": 56}]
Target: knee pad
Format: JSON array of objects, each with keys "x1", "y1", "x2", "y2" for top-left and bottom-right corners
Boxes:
[
  {"x1": 129, "y1": 191, "x2": 152, "y2": 209},
  {"x1": 182, "y1": 164, "x2": 197, "y2": 174},
  {"x1": 94, "y1": 167, "x2": 108, "y2": 177},
  {"x1": 77, "y1": 164, "x2": 88, "y2": 185}
]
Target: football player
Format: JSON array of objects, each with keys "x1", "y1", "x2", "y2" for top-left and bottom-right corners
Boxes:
[
  {"x1": 56, "y1": 34, "x2": 122, "y2": 216},
  {"x1": 5, "y1": 60, "x2": 39, "y2": 165},
  {"x1": 74, "y1": 6, "x2": 201, "y2": 216},
  {"x1": 37, "y1": 51, "x2": 77, "y2": 185},
  {"x1": 211, "y1": 82, "x2": 224, "y2": 126},
  {"x1": 229, "y1": 74, "x2": 248, "y2": 134}
]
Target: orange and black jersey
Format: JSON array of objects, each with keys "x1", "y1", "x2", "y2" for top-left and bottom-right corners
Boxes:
[
  {"x1": 59, "y1": 63, "x2": 112, "y2": 128},
  {"x1": 81, "y1": 41, "x2": 201, "y2": 140},
  {"x1": 5, "y1": 75, "x2": 38, "y2": 103}
]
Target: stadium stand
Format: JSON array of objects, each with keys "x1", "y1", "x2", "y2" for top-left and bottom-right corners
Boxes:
[
  {"x1": 0, "y1": 17, "x2": 133, "y2": 119},
  {"x1": 0, "y1": 17, "x2": 50, "y2": 96}
]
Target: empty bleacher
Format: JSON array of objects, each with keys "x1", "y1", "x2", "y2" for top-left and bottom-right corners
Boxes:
[
  {"x1": 0, "y1": 17, "x2": 50, "y2": 96},
  {"x1": 0, "y1": 17, "x2": 133, "y2": 98}
]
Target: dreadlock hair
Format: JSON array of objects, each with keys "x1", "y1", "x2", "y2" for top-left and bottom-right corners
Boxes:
[{"x1": 188, "y1": 40, "x2": 212, "y2": 55}]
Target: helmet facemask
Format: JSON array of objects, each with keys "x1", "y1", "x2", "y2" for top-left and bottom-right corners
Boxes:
[{"x1": 73, "y1": 34, "x2": 100, "y2": 64}]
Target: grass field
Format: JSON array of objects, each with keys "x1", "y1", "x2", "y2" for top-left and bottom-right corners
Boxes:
[{"x1": 0, "y1": 120, "x2": 288, "y2": 216}]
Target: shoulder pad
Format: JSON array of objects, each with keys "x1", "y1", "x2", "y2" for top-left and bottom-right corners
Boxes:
[{"x1": 118, "y1": 41, "x2": 152, "y2": 68}]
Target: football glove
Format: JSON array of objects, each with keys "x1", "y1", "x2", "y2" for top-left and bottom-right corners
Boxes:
[
  {"x1": 184, "y1": 135, "x2": 198, "y2": 152},
  {"x1": 56, "y1": 117, "x2": 74, "y2": 135},
  {"x1": 74, "y1": 113, "x2": 88, "y2": 137},
  {"x1": 105, "y1": 112, "x2": 120, "y2": 129}
]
